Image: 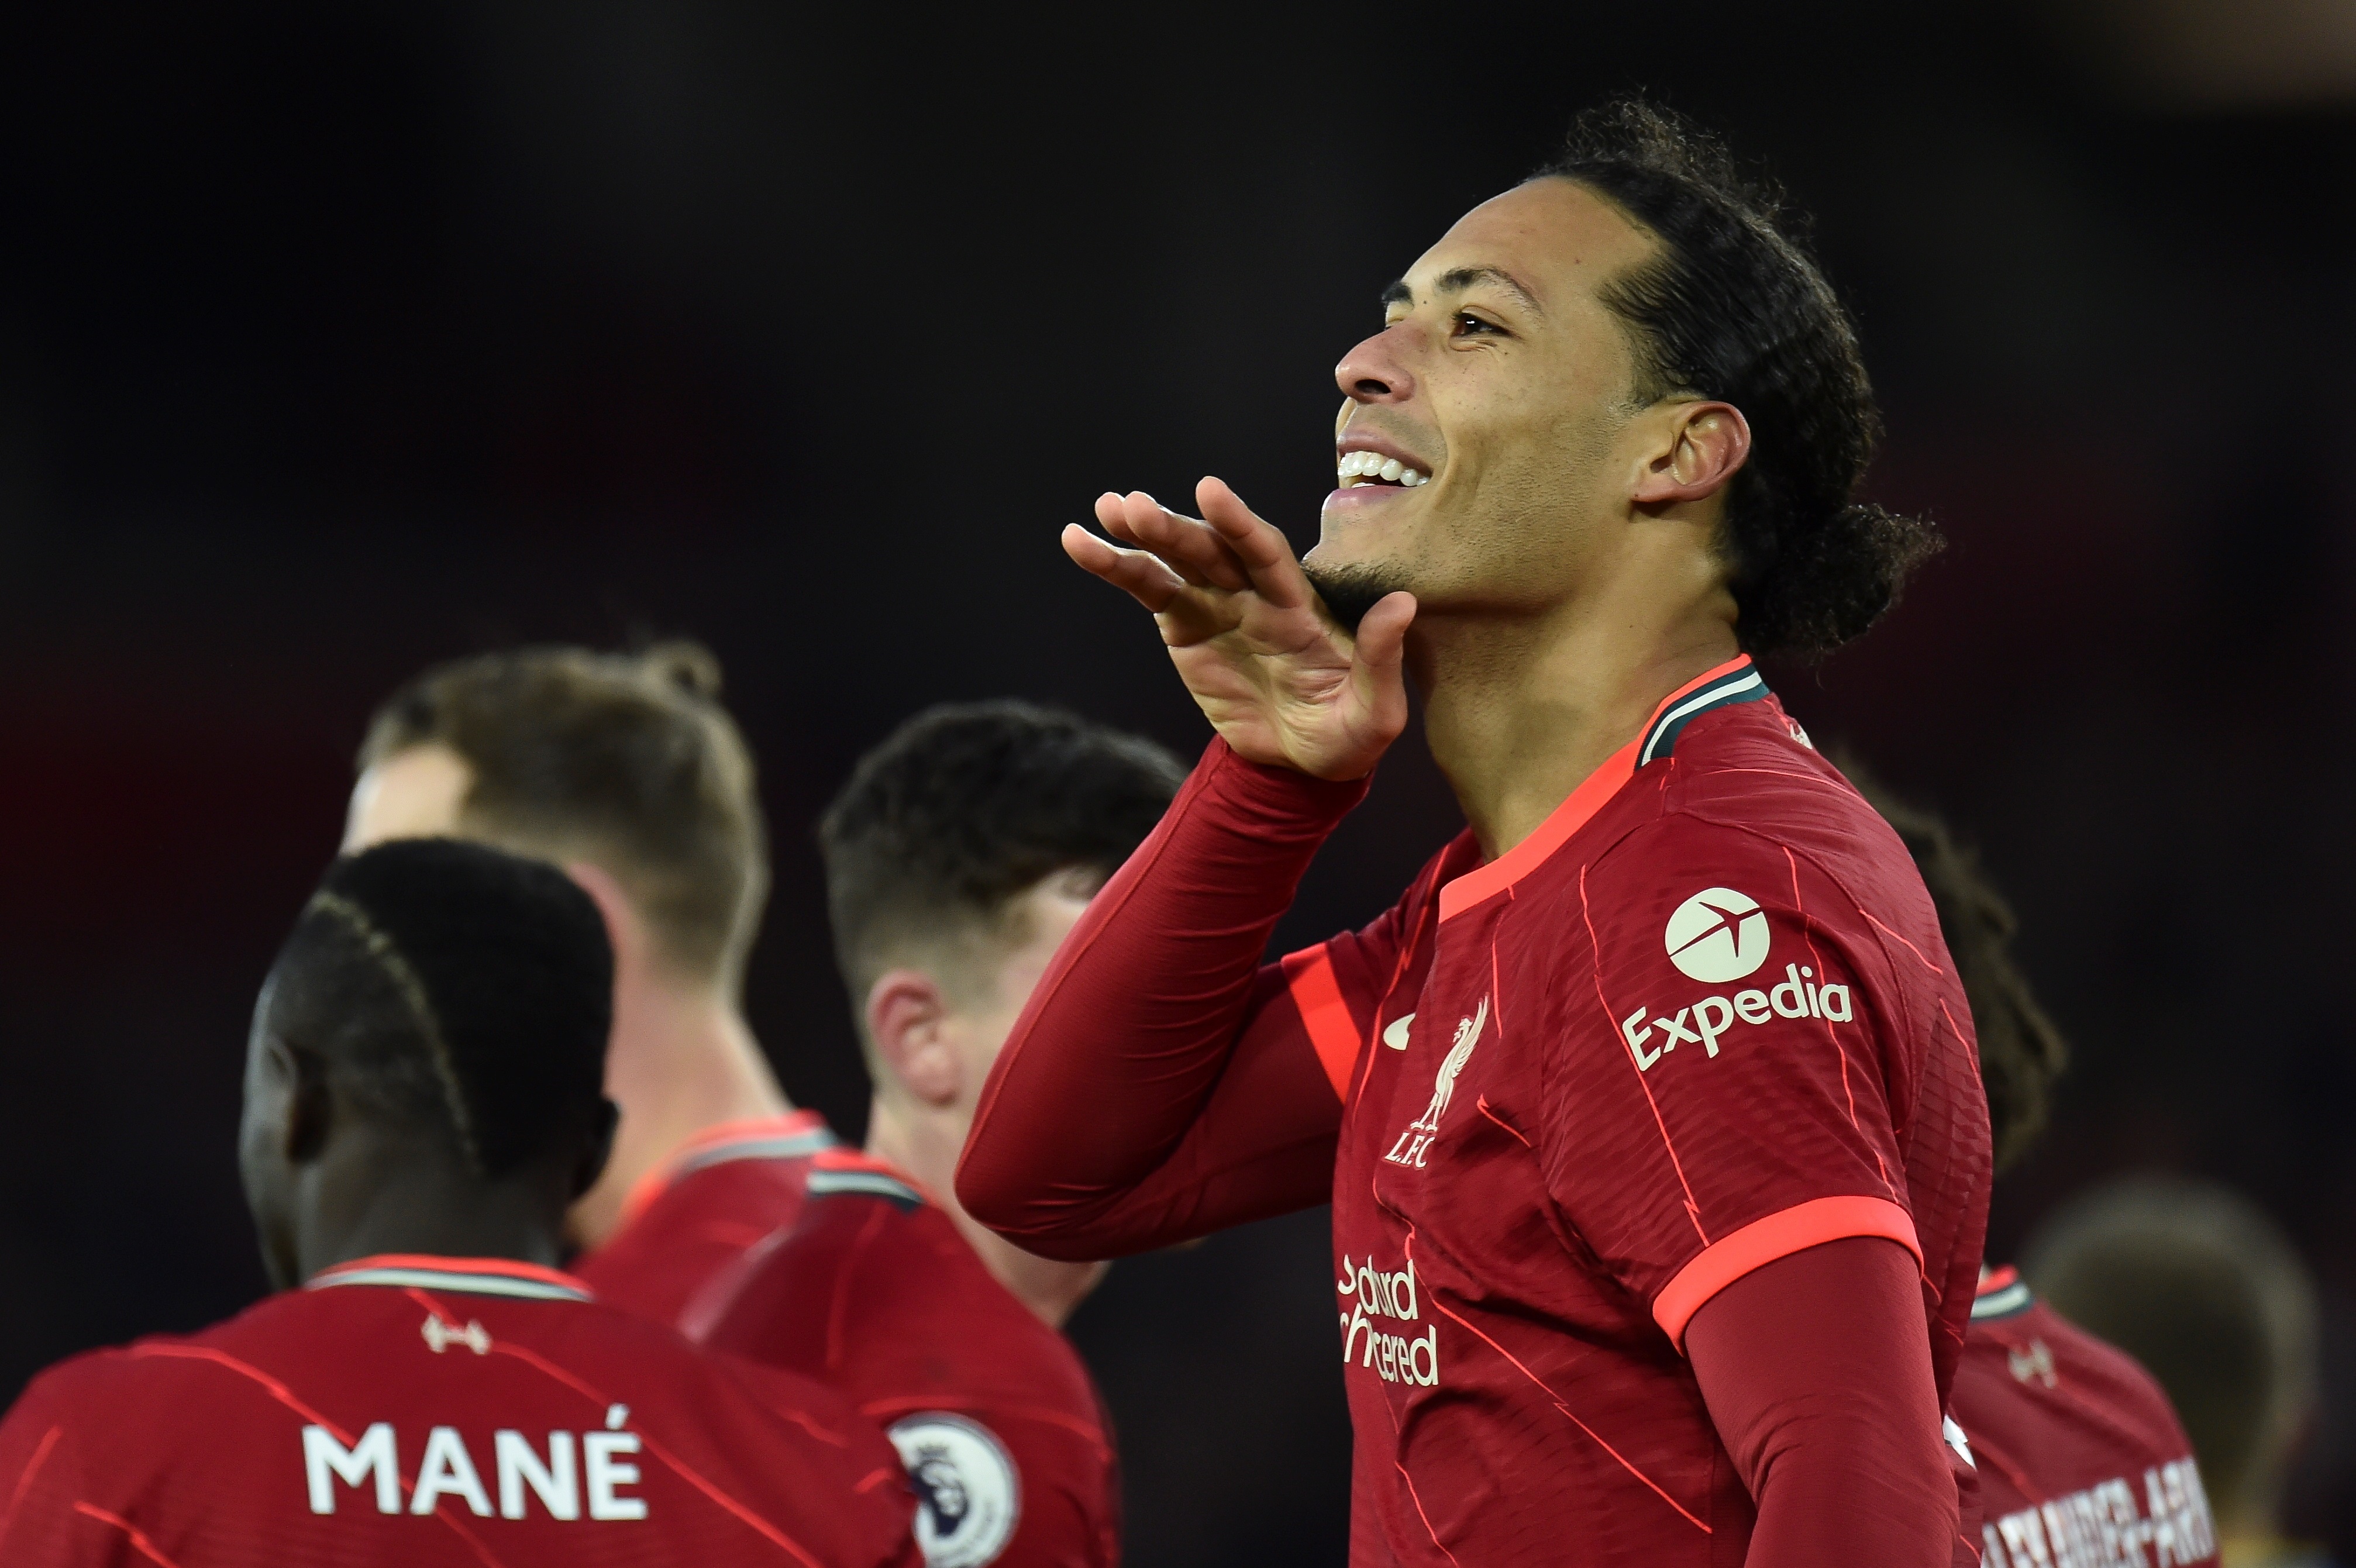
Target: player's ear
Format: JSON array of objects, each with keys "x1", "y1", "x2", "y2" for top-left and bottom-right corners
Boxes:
[
  {"x1": 1631, "y1": 401, "x2": 1751, "y2": 509},
  {"x1": 570, "y1": 1097, "x2": 619, "y2": 1201},
  {"x1": 865, "y1": 969, "x2": 960, "y2": 1107},
  {"x1": 278, "y1": 1039, "x2": 335, "y2": 1165}
]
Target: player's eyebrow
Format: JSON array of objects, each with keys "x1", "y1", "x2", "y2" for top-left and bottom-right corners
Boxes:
[{"x1": 1379, "y1": 267, "x2": 1546, "y2": 317}]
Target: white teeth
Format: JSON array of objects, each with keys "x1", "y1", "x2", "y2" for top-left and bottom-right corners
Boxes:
[{"x1": 1333, "y1": 450, "x2": 1431, "y2": 486}]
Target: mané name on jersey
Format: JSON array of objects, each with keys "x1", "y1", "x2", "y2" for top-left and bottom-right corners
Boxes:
[{"x1": 0, "y1": 1254, "x2": 917, "y2": 1567}]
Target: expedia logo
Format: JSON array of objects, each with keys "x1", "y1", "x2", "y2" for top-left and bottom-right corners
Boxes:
[
  {"x1": 1665, "y1": 887, "x2": 1771, "y2": 983},
  {"x1": 1623, "y1": 960, "x2": 1855, "y2": 1073}
]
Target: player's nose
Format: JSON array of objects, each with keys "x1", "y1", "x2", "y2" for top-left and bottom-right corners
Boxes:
[{"x1": 1335, "y1": 324, "x2": 1416, "y2": 405}]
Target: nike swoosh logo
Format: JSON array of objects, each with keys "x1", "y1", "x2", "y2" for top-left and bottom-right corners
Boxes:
[{"x1": 1383, "y1": 1014, "x2": 1415, "y2": 1050}]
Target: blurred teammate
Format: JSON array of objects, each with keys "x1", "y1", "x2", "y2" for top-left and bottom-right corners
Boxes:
[
  {"x1": 0, "y1": 839, "x2": 915, "y2": 1567},
  {"x1": 1862, "y1": 778, "x2": 2220, "y2": 1568},
  {"x1": 2027, "y1": 1179, "x2": 2322, "y2": 1568},
  {"x1": 958, "y1": 99, "x2": 1988, "y2": 1567},
  {"x1": 700, "y1": 703, "x2": 1182, "y2": 1568},
  {"x1": 346, "y1": 643, "x2": 834, "y2": 1326}
]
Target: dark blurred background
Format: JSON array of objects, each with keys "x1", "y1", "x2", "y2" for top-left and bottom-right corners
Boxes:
[{"x1": 2, "y1": 1, "x2": 2352, "y2": 1561}]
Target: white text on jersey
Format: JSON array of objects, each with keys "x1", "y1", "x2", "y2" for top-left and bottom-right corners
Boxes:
[
  {"x1": 1622, "y1": 962, "x2": 1854, "y2": 1072},
  {"x1": 1337, "y1": 1255, "x2": 1439, "y2": 1387},
  {"x1": 302, "y1": 1413, "x2": 648, "y2": 1521},
  {"x1": 1979, "y1": 1458, "x2": 2216, "y2": 1568}
]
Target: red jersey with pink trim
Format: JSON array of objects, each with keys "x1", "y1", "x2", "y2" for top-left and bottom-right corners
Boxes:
[
  {"x1": 0, "y1": 1254, "x2": 918, "y2": 1568},
  {"x1": 698, "y1": 1152, "x2": 1121, "y2": 1568},
  {"x1": 1284, "y1": 656, "x2": 1990, "y2": 1565},
  {"x1": 574, "y1": 1111, "x2": 838, "y2": 1332},
  {"x1": 1954, "y1": 1268, "x2": 2219, "y2": 1568}
]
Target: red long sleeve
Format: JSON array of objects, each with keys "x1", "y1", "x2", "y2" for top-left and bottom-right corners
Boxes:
[
  {"x1": 957, "y1": 738, "x2": 1368, "y2": 1258},
  {"x1": 1685, "y1": 1236, "x2": 1964, "y2": 1568}
]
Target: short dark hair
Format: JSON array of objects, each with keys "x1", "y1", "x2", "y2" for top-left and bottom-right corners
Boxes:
[
  {"x1": 268, "y1": 838, "x2": 614, "y2": 1178},
  {"x1": 1847, "y1": 766, "x2": 2068, "y2": 1174},
  {"x1": 357, "y1": 641, "x2": 766, "y2": 985},
  {"x1": 1540, "y1": 98, "x2": 1940, "y2": 658},
  {"x1": 819, "y1": 702, "x2": 1186, "y2": 1002},
  {"x1": 2026, "y1": 1178, "x2": 2317, "y2": 1526}
]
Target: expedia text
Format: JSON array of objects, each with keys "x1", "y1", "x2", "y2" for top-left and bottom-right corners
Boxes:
[{"x1": 1623, "y1": 963, "x2": 1854, "y2": 1072}]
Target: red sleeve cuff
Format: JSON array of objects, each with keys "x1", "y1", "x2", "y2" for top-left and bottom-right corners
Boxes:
[
  {"x1": 1654, "y1": 1194, "x2": 1921, "y2": 1349},
  {"x1": 1198, "y1": 735, "x2": 1373, "y2": 822}
]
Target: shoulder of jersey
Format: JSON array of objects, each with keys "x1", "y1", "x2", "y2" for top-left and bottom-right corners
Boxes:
[
  {"x1": 1635, "y1": 657, "x2": 1792, "y2": 769},
  {"x1": 803, "y1": 1149, "x2": 927, "y2": 1210},
  {"x1": 1650, "y1": 687, "x2": 1852, "y2": 808}
]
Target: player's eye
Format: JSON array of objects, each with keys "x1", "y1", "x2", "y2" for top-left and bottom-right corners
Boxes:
[{"x1": 1453, "y1": 312, "x2": 1506, "y2": 338}]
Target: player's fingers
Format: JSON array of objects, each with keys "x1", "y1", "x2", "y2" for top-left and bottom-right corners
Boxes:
[
  {"x1": 1348, "y1": 591, "x2": 1417, "y2": 749},
  {"x1": 1352, "y1": 590, "x2": 1417, "y2": 671},
  {"x1": 1062, "y1": 523, "x2": 1186, "y2": 612},
  {"x1": 1114, "y1": 491, "x2": 1252, "y2": 592},
  {"x1": 1095, "y1": 491, "x2": 1135, "y2": 542},
  {"x1": 1196, "y1": 476, "x2": 1311, "y2": 610}
]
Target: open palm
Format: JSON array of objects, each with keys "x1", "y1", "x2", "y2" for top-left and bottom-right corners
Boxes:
[{"x1": 1063, "y1": 477, "x2": 1415, "y2": 781}]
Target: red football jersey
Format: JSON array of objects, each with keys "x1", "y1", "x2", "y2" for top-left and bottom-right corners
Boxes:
[
  {"x1": 574, "y1": 1111, "x2": 838, "y2": 1331},
  {"x1": 1272, "y1": 656, "x2": 1991, "y2": 1565},
  {"x1": 0, "y1": 1254, "x2": 917, "y2": 1567},
  {"x1": 1955, "y1": 1267, "x2": 2219, "y2": 1568},
  {"x1": 698, "y1": 1151, "x2": 1120, "y2": 1568}
]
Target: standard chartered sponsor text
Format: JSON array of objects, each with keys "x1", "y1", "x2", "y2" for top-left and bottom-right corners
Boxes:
[{"x1": 1337, "y1": 1256, "x2": 1439, "y2": 1387}]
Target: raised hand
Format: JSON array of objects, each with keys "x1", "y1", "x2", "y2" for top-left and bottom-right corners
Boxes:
[{"x1": 1062, "y1": 477, "x2": 1415, "y2": 781}]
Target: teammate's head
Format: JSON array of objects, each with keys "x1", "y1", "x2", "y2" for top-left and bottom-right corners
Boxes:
[
  {"x1": 819, "y1": 702, "x2": 1184, "y2": 1119},
  {"x1": 2024, "y1": 1177, "x2": 2317, "y2": 1539},
  {"x1": 240, "y1": 838, "x2": 619, "y2": 1290},
  {"x1": 347, "y1": 642, "x2": 767, "y2": 995},
  {"x1": 1850, "y1": 770, "x2": 2068, "y2": 1173},
  {"x1": 1311, "y1": 96, "x2": 1935, "y2": 658}
]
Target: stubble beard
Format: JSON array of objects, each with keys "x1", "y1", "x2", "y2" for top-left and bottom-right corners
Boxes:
[{"x1": 1303, "y1": 560, "x2": 1415, "y2": 635}]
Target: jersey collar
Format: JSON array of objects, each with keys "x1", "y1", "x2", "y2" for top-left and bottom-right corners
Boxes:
[
  {"x1": 804, "y1": 1147, "x2": 928, "y2": 1209},
  {"x1": 616, "y1": 1109, "x2": 838, "y2": 1227},
  {"x1": 308, "y1": 1253, "x2": 595, "y2": 1302},
  {"x1": 1438, "y1": 654, "x2": 1768, "y2": 922},
  {"x1": 1971, "y1": 1264, "x2": 2035, "y2": 1322}
]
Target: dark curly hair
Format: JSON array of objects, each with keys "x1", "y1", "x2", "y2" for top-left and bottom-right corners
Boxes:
[
  {"x1": 1540, "y1": 98, "x2": 1939, "y2": 657},
  {"x1": 1845, "y1": 763, "x2": 2068, "y2": 1173}
]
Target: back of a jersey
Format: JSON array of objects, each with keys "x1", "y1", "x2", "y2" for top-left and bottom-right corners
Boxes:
[
  {"x1": 1955, "y1": 1269, "x2": 2219, "y2": 1568},
  {"x1": 0, "y1": 1256, "x2": 918, "y2": 1568},
  {"x1": 701, "y1": 1153, "x2": 1122, "y2": 1568}
]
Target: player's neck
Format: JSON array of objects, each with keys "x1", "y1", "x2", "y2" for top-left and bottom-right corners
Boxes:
[
  {"x1": 1413, "y1": 543, "x2": 1738, "y2": 860},
  {"x1": 293, "y1": 1135, "x2": 571, "y2": 1284},
  {"x1": 570, "y1": 966, "x2": 788, "y2": 1250},
  {"x1": 865, "y1": 1096, "x2": 1107, "y2": 1329}
]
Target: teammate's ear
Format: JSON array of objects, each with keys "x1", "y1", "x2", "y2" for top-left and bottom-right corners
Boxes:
[
  {"x1": 866, "y1": 969, "x2": 960, "y2": 1107},
  {"x1": 571, "y1": 1097, "x2": 619, "y2": 1201},
  {"x1": 1631, "y1": 401, "x2": 1751, "y2": 509},
  {"x1": 280, "y1": 1040, "x2": 335, "y2": 1165}
]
